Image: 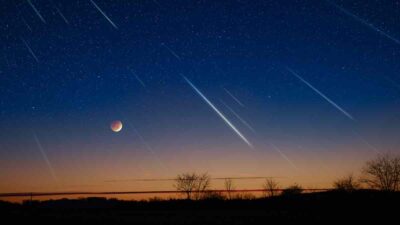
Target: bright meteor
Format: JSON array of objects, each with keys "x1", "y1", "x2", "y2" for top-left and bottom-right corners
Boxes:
[
  {"x1": 223, "y1": 88, "x2": 245, "y2": 107},
  {"x1": 27, "y1": 0, "x2": 46, "y2": 24},
  {"x1": 89, "y1": 0, "x2": 118, "y2": 29},
  {"x1": 33, "y1": 132, "x2": 57, "y2": 182},
  {"x1": 270, "y1": 143, "x2": 298, "y2": 170},
  {"x1": 220, "y1": 99, "x2": 256, "y2": 134},
  {"x1": 286, "y1": 67, "x2": 355, "y2": 121},
  {"x1": 183, "y1": 76, "x2": 254, "y2": 149},
  {"x1": 21, "y1": 37, "x2": 39, "y2": 63},
  {"x1": 161, "y1": 43, "x2": 181, "y2": 61},
  {"x1": 54, "y1": 6, "x2": 69, "y2": 25},
  {"x1": 326, "y1": 0, "x2": 400, "y2": 45}
]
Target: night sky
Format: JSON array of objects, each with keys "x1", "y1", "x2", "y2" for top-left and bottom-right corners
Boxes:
[{"x1": 0, "y1": 0, "x2": 400, "y2": 194}]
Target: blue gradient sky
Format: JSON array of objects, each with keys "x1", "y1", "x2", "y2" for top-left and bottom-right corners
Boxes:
[{"x1": 0, "y1": 0, "x2": 399, "y2": 193}]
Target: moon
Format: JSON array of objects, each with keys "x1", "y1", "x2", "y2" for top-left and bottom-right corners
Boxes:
[{"x1": 110, "y1": 120, "x2": 123, "y2": 132}]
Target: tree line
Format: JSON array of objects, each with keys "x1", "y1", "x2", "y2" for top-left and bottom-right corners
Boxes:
[{"x1": 174, "y1": 153, "x2": 400, "y2": 200}]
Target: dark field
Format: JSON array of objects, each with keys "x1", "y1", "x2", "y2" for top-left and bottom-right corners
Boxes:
[{"x1": 0, "y1": 190, "x2": 398, "y2": 224}]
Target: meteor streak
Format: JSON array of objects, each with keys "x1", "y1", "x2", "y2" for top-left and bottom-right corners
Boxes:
[
  {"x1": 27, "y1": 0, "x2": 46, "y2": 23},
  {"x1": 131, "y1": 125, "x2": 168, "y2": 171},
  {"x1": 326, "y1": 0, "x2": 400, "y2": 45},
  {"x1": 89, "y1": 0, "x2": 118, "y2": 29},
  {"x1": 220, "y1": 99, "x2": 256, "y2": 133},
  {"x1": 132, "y1": 127, "x2": 156, "y2": 156},
  {"x1": 33, "y1": 132, "x2": 57, "y2": 181},
  {"x1": 183, "y1": 76, "x2": 253, "y2": 148},
  {"x1": 161, "y1": 43, "x2": 181, "y2": 61},
  {"x1": 223, "y1": 88, "x2": 245, "y2": 107},
  {"x1": 121, "y1": 115, "x2": 167, "y2": 171},
  {"x1": 286, "y1": 67, "x2": 355, "y2": 121},
  {"x1": 352, "y1": 130, "x2": 381, "y2": 154},
  {"x1": 270, "y1": 143, "x2": 298, "y2": 170},
  {"x1": 55, "y1": 6, "x2": 69, "y2": 24},
  {"x1": 21, "y1": 17, "x2": 32, "y2": 31},
  {"x1": 21, "y1": 38, "x2": 39, "y2": 62},
  {"x1": 129, "y1": 69, "x2": 146, "y2": 88}
]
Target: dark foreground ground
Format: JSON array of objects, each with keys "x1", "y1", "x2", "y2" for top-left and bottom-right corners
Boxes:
[{"x1": 0, "y1": 190, "x2": 398, "y2": 224}]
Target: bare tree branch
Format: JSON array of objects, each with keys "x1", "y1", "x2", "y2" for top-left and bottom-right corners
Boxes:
[
  {"x1": 361, "y1": 154, "x2": 400, "y2": 191},
  {"x1": 262, "y1": 178, "x2": 279, "y2": 197},
  {"x1": 333, "y1": 174, "x2": 360, "y2": 192},
  {"x1": 224, "y1": 178, "x2": 235, "y2": 200},
  {"x1": 174, "y1": 172, "x2": 211, "y2": 200}
]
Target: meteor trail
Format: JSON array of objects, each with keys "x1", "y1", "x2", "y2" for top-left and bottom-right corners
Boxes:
[
  {"x1": 183, "y1": 76, "x2": 254, "y2": 148},
  {"x1": 21, "y1": 38, "x2": 39, "y2": 63},
  {"x1": 129, "y1": 69, "x2": 146, "y2": 88},
  {"x1": 223, "y1": 88, "x2": 245, "y2": 107},
  {"x1": 120, "y1": 114, "x2": 167, "y2": 171},
  {"x1": 33, "y1": 132, "x2": 57, "y2": 182},
  {"x1": 286, "y1": 67, "x2": 355, "y2": 121},
  {"x1": 54, "y1": 6, "x2": 69, "y2": 24},
  {"x1": 161, "y1": 43, "x2": 181, "y2": 61},
  {"x1": 220, "y1": 99, "x2": 256, "y2": 134},
  {"x1": 27, "y1": 0, "x2": 46, "y2": 24},
  {"x1": 89, "y1": 0, "x2": 118, "y2": 29},
  {"x1": 352, "y1": 130, "x2": 381, "y2": 154},
  {"x1": 326, "y1": 0, "x2": 400, "y2": 45},
  {"x1": 270, "y1": 143, "x2": 298, "y2": 170},
  {"x1": 132, "y1": 127, "x2": 168, "y2": 171},
  {"x1": 132, "y1": 127, "x2": 156, "y2": 156},
  {"x1": 21, "y1": 17, "x2": 32, "y2": 31}
]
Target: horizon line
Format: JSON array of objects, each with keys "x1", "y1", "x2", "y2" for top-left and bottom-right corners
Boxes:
[{"x1": 0, "y1": 188, "x2": 333, "y2": 198}]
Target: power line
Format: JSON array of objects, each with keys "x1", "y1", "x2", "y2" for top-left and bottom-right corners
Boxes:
[{"x1": 105, "y1": 176, "x2": 285, "y2": 182}]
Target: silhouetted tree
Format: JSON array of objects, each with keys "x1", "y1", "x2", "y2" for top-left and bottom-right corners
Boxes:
[
  {"x1": 281, "y1": 184, "x2": 303, "y2": 196},
  {"x1": 224, "y1": 178, "x2": 235, "y2": 200},
  {"x1": 333, "y1": 174, "x2": 360, "y2": 192},
  {"x1": 361, "y1": 154, "x2": 400, "y2": 191},
  {"x1": 174, "y1": 173, "x2": 198, "y2": 200},
  {"x1": 174, "y1": 172, "x2": 211, "y2": 200},
  {"x1": 193, "y1": 173, "x2": 211, "y2": 200},
  {"x1": 262, "y1": 178, "x2": 279, "y2": 197}
]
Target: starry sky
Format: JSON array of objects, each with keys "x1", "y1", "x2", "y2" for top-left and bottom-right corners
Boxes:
[{"x1": 0, "y1": 0, "x2": 400, "y2": 194}]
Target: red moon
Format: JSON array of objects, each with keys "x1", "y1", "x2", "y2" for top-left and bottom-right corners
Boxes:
[{"x1": 110, "y1": 120, "x2": 123, "y2": 132}]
